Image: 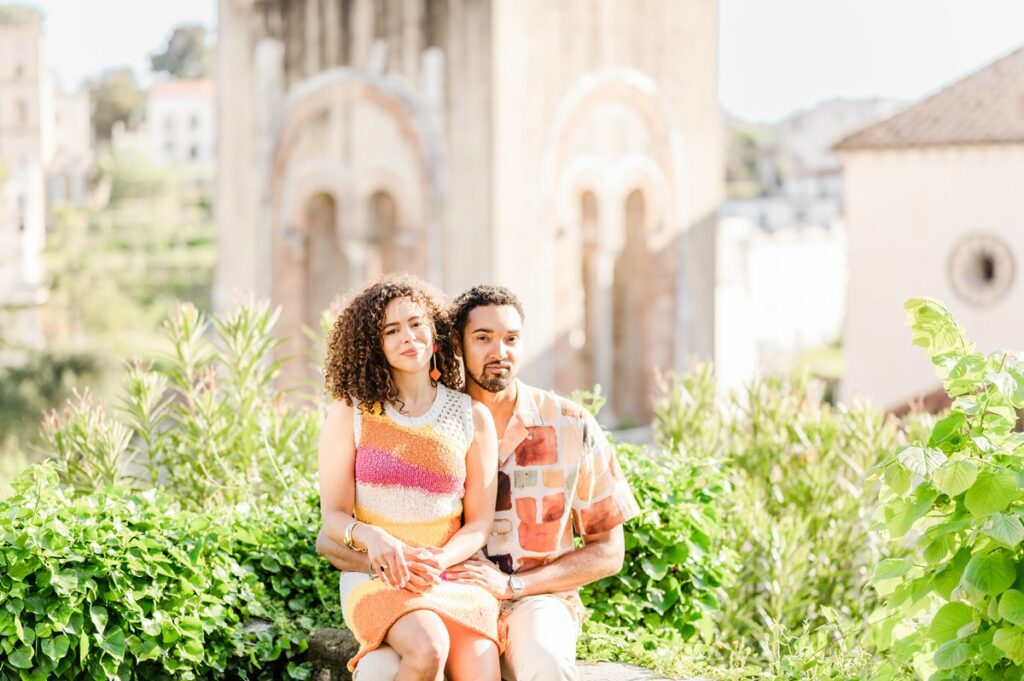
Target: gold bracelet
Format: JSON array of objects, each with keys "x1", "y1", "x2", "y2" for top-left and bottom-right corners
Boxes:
[{"x1": 343, "y1": 521, "x2": 367, "y2": 552}]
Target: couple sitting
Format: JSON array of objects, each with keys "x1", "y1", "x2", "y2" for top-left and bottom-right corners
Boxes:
[{"x1": 317, "y1": 275, "x2": 639, "y2": 681}]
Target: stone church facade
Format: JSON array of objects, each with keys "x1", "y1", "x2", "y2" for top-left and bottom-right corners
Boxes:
[{"x1": 215, "y1": 0, "x2": 722, "y2": 424}]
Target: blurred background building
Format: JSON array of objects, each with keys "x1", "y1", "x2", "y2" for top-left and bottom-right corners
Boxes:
[
  {"x1": 215, "y1": 0, "x2": 722, "y2": 424},
  {"x1": 837, "y1": 46, "x2": 1024, "y2": 411}
]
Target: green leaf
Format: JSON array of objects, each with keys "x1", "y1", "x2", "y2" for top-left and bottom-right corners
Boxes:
[
  {"x1": 904, "y1": 298, "x2": 973, "y2": 369},
  {"x1": 933, "y1": 639, "x2": 971, "y2": 670},
  {"x1": 965, "y1": 471, "x2": 1019, "y2": 517},
  {"x1": 885, "y1": 487, "x2": 938, "y2": 537},
  {"x1": 99, "y1": 625, "x2": 126, "y2": 661},
  {"x1": 929, "y1": 412, "x2": 967, "y2": 449},
  {"x1": 999, "y1": 590, "x2": 1024, "y2": 626},
  {"x1": 89, "y1": 605, "x2": 107, "y2": 636},
  {"x1": 641, "y1": 557, "x2": 668, "y2": 581},
  {"x1": 933, "y1": 459, "x2": 978, "y2": 497},
  {"x1": 963, "y1": 551, "x2": 1017, "y2": 596},
  {"x1": 929, "y1": 602, "x2": 974, "y2": 643},
  {"x1": 985, "y1": 513, "x2": 1024, "y2": 548},
  {"x1": 9, "y1": 643, "x2": 34, "y2": 668},
  {"x1": 884, "y1": 463, "x2": 911, "y2": 495},
  {"x1": 874, "y1": 557, "x2": 913, "y2": 581},
  {"x1": 993, "y1": 626, "x2": 1024, "y2": 664},
  {"x1": 896, "y1": 445, "x2": 947, "y2": 476}
]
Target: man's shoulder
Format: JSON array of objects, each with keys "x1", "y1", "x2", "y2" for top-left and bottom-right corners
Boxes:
[{"x1": 519, "y1": 382, "x2": 591, "y2": 423}]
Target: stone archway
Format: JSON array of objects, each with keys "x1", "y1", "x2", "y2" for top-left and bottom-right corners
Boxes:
[
  {"x1": 268, "y1": 68, "x2": 440, "y2": 388},
  {"x1": 543, "y1": 69, "x2": 685, "y2": 423}
]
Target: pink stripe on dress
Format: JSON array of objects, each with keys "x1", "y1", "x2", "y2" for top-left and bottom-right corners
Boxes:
[{"x1": 355, "y1": 446, "x2": 462, "y2": 495}]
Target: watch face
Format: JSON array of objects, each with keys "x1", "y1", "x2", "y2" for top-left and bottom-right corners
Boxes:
[{"x1": 948, "y1": 233, "x2": 1015, "y2": 307}]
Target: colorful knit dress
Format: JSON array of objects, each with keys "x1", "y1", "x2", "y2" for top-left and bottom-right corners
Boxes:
[{"x1": 340, "y1": 385, "x2": 500, "y2": 671}]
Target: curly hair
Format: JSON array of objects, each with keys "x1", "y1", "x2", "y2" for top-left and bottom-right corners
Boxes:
[
  {"x1": 448, "y1": 284, "x2": 525, "y2": 340},
  {"x1": 324, "y1": 273, "x2": 462, "y2": 413}
]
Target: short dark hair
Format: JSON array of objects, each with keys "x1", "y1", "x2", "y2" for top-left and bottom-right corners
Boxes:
[{"x1": 448, "y1": 285, "x2": 525, "y2": 338}]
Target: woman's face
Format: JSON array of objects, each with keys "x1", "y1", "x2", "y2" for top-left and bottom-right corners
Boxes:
[{"x1": 381, "y1": 296, "x2": 434, "y2": 375}]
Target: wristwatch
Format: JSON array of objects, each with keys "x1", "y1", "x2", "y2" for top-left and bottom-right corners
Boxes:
[{"x1": 507, "y1": 574, "x2": 525, "y2": 600}]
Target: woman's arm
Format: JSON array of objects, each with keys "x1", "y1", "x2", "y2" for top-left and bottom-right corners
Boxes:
[
  {"x1": 435, "y1": 402, "x2": 498, "y2": 569},
  {"x1": 318, "y1": 400, "x2": 412, "y2": 586}
]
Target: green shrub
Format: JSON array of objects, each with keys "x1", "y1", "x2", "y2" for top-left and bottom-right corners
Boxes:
[
  {"x1": 43, "y1": 301, "x2": 320, "y2": 510},
  {"x1": 0, "y1": 463, "x2": 341, "y2": 680},
  {"x1": 871, "y1": 298, "x2": 1024, "y2": 680}
]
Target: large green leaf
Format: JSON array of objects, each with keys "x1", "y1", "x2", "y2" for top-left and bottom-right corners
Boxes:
[
  {"x1": 928, "y1": 601, "x2": 974, "y2": 643},
  {"x1": 965, "y1": 471, "x2": 1019, "y2": 517},
  {"x1": 999, "y1": 590, "x2": 1024, "y2": 626},
  {"x1": 963, "y1": 551, "x2": 1017, "y2": 596},
  {"x1": 885, "y1": 487, "x2": 938, "y2": 537},
  {"x1": 993, "y1": 626, "x2": 1024, "y2": 664},
  {"x1": 984, "y1": 513, "x2": 1024, "y2": 548},
  {"x1": 904, "y1": 298, "x2": 973, "y2": 370},
  {"x1": 933, "y1": 639, "x2": 971, "y2": 670},
  {"x1": 896, "y1": 445, "x2": 946, "y2": 476},
  {"x1": 933, "y1": 459, "x2": 978, "y2": 497},
  {"x1": 873, "y1": 557, "x2": 914, "y2": 581}
]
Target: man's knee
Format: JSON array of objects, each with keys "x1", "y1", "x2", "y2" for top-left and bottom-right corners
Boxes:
[{"x1": 353, "y1": 646, "x2": 402, "y2": 681}]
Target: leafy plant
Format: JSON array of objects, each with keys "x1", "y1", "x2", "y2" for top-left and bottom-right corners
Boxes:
[
  {"x1": 0, "y1": 463, "x2": 341, "y2": 680},
  {"x1": 871, "y1": 297, "x2": 1024, "y2": 680},
  {"x1": 44, "y1": 300, "x2": 320, "y2": 510}
]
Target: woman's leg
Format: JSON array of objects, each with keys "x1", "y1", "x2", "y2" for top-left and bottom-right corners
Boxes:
[
  {"x1": 384, "y1": 610, "x2": 451, "y2": 681},
  {"x1": 444, "y1": 619, "x2": 500, "y2": 681}
]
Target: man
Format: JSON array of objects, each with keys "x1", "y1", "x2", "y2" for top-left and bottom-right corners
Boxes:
[{"x1": 317, "y1": 284, "x2": 640, "y2": 681}]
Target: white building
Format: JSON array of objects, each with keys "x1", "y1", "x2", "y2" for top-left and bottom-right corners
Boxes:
[
  {"x1": 146, "y1": 79, "x2": 216, "y2": 190},
  {"x1": 48, "y1": 87, "x2": 93, "y2": 208},
  {"x1": 838, "y1": 46, "x2": 1024, "y2": 410},
  {"x1": 715, "y1": 216, "x2": 847, "y2": 394}
]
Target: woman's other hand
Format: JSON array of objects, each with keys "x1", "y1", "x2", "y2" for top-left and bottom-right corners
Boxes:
[{"x1": 354, "y1": 524, "x2": 411, "y2": 588}]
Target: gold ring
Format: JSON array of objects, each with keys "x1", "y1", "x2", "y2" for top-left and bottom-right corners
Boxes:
[{"x1": 379, "y1": 563, "x2": 389, "y2": 572}]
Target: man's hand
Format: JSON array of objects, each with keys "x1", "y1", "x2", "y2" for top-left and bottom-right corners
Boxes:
[{"x1": 443, "y1": 558, "x2": 511, "y2": 600}]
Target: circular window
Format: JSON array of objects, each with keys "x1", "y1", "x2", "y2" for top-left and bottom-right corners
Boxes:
[{"x1": 948, "y1": 233, "x2": 1015, "y2": 306}]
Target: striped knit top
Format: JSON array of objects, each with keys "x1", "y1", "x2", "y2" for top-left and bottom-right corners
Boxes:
[{"x1": 352, "y1": 385, "x2": 475, "y2": 548}]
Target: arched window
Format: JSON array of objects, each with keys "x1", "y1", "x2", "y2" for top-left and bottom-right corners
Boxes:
[
  {"x1": 612, "y1": 189, "x2": 648, "y2": 424},
  {"x1": 304, "y1": 192, "x2": 345, "y2": 327}
]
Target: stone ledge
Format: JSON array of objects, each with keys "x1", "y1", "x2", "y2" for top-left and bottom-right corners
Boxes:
[{"x1": 307, "y1": 628, "x2": 700, "y2": 681}]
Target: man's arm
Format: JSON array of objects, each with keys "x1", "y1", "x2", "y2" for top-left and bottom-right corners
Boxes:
[
  {"x1": 444, "y1": 525, "x2": 625, "y2": 600},
  {"x1": 316, "y1": 525, "x2": 373, "y2": 573}
]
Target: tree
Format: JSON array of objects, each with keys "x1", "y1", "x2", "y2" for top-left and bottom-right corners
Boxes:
[
  {"x1": 150, "y1": 24, "x2": 212, "y2": 79},
  {"x1": 88, "y1": 68, "x2": 146, "y2": 142}
]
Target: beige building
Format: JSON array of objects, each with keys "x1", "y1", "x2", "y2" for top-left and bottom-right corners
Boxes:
[
  {"x1": 0, "y1": 9, "x2": 51, "y2": 327},
  {"x1": 216, "y1": 0, "x2": 722, "y2": 423},
  {"x1": 837, "y1": 46, "x2": 1024, "y2": 410}
]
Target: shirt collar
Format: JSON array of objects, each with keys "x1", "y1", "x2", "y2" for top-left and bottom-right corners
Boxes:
[{"x1": 497, "y1": 380, "x2": 542, "y2": 465}]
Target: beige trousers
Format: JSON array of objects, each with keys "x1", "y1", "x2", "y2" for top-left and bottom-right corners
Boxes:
[{"x1": 352, "y1": 595, "x2": 579, "y2": 681}]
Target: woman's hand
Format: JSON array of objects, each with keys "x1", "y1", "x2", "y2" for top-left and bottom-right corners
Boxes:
[
  {"x1": 353, "y1": 524, "x2": 411, "y2": 588},
  {"x1": 401, "y1": 546, "x2": 445, "y2": 594}
]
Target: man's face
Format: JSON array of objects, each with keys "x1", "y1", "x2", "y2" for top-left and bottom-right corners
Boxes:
[{"x1": 460, "y1": 305, "x2": 523, "y2": 393}]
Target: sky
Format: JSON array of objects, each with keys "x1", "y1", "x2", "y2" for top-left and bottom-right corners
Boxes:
[{"x1": 25, "y1": 0, "x2": 1024, "y2": 124}]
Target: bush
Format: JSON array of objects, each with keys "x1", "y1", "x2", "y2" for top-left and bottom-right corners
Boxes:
[
  {"x1": 871, "y1": 298, "x2": 1024, "y2": 680},
  {"x1": 0, "y1": 463, "x2": 341, "y2": 680}
]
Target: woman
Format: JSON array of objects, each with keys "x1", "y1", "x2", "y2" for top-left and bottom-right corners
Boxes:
[{"x1": 318, "y1": 274, "x2": 500, "y2": 681}]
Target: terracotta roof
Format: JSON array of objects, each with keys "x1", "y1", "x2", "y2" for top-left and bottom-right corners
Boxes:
[
  {"x1": 835, "y1": 45, "x2": 1024, "y2": 150},
  {"x1": 150, "y1": 79, "x2": 216, "y2": 98}
]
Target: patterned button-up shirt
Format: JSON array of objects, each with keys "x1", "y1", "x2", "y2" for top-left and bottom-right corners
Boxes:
[{"x1": 484, "y1": 380, "x2": 641, "y2": 623}]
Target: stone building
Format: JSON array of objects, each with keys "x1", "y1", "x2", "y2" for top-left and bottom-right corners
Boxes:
[
  {"x1": 215, "y1": 0, "x2": 722, "y2": 423},
  {"x1": 837, "y1": 46, "x2": 1024, "y2": 410},
  {"x1": 0, "y1": 8, "x2": 51, "y2": 350}
]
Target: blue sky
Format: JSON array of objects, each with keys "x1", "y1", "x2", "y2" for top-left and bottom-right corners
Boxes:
[{"x1": 27, "y1": 0, "x2": 1024, "y2": 124}]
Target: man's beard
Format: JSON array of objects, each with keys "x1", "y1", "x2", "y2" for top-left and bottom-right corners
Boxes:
[{"x1": 467, "y1": 363, "x2": 513, "y2": 392}]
